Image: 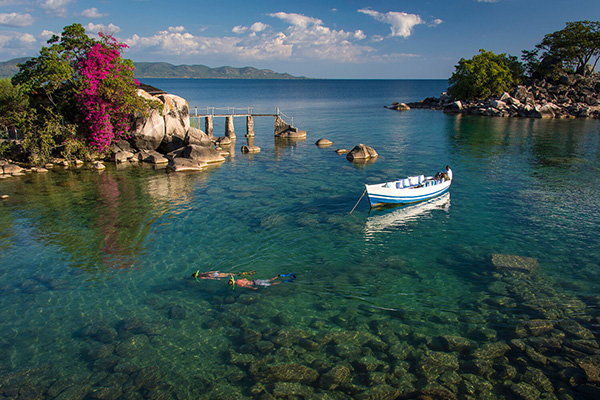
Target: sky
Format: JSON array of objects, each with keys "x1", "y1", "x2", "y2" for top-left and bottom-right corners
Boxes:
[{"x1": 1, "y1": 0, "x2": 599, "y2": 79}]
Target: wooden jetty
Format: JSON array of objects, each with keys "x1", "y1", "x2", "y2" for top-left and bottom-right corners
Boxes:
[{"x1": 190, "y1": 107, "x2": 306, "y2": 139}]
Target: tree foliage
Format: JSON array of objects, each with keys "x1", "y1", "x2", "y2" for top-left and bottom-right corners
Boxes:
[
  {"x1": 448, "y1": 49, "x2": 523, "y2": 101},
  {"x1": 0, "y1": 78, "x2": 30, "y2": 131},
  {"x1": 523, "y1": 21, "x2": 600, "y2": 78},
  {"x1": 10, "y1": 23, "x2": 156, "y2": 162}
]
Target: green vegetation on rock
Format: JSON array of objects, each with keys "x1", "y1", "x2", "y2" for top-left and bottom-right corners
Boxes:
[
  {"x1": 448, "y1": 49, "x2": 523, "y2": 101},
  {"x1": 522, "y1": 20, "x2": 600, "y2": 78},
  {"x1": 448, "y1": 20, "x2": 599, "y2": 102}
]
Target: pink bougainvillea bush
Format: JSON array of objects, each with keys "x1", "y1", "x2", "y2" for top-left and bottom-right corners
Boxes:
[{"x1": 76, "y1": 33, "x2": 144, "y2": 153}]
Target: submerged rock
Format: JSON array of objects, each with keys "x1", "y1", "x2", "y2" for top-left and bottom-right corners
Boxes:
[
  {"x1": 355, "y1": 384, "x2": 400, "y2": 400},
  {"x1": 491, "y1": 253, "x2": 538, "y2": 272},
  {"x1": 257, "y1": 363, "x2": 319, "y2": 384},
  {"x1": 319, "y1": 364, "x2": 352, "y2": 390}
]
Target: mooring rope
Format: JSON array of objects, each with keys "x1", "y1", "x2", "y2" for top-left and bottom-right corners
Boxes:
[{"x1": 349, "y1": 189, "x2": 367, "y2": 215}]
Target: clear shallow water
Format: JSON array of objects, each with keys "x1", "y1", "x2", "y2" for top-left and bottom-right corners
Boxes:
[{"x1": 1, "y1": 80, "x2": 600, "y2": 399}]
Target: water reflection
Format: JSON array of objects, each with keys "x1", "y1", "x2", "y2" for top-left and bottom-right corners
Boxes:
[
  {"x1": 0, "y1": 166, "x2": 216, "y2": 275},
  {"x1": 274, "y1": 136, "x2": 306, "y2": 159},
  {"x1": 364, "y1": 193, "x2": 450, "y2": 238}
]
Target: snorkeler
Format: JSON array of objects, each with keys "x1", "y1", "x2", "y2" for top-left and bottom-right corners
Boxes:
[
  {"x1": 228, "y1": 273, "x2": 296, "y2": 290},
  {"x1": 192, "y1": 270, "x2": 256, "y2": 281}
]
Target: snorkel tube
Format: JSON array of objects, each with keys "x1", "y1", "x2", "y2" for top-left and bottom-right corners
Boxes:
[
  {"x1": 229, "y1": 275, "x2": 235, "y2": 289},
  {"x1": 193, "y1": 270, "x2": 200, "y2": 282}
]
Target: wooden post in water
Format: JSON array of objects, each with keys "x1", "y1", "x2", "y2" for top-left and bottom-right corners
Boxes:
[
  {"x1": 246, "y1": 116, "x2": 254, "y2": 137},
  {"x1": 225, "y1": 116, "x2": 236, "y2": 138},
  {"x1": 205, "y1": 116, "x2": 213, "y2": 138}
]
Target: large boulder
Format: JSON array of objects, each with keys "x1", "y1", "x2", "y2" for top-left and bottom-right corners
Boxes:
[
  {"x1": 387, "y1": 102, "x2": 411, "y2": 111},
  {"x1": 511, "y1": 86, "x2": 535, "y2": 105},
  {"x1": 3, "y1": 163, "x2": 23, "y2": 175},
  {"x1": 130, "y1": 89, "x2": 165, "y2": 150},
  {"x1": 443, "y1": 101, "x2": 463, "y2": 113},
  {"x1": 181, "y1": 145, "x2": 226, "y2": 163},
  {"x1": 137, "y1": 150, "x2": 168, "y2": 164},
  {"x1": 184, "y1": 127, "x2": 212, "y2": 147},
  {"x1": 159, "y1": 94, "x2": 190, "y2": 153},
  {"x1": 315, "y1": 138, "x2": 333, "y2": 147},
  {"x1": 276, "y1": 127, "x2": 307, "y2": 139},
  {"x1": 538, "y1": 103, "x2": 559, "y2": 118},
  {"x1": 241, "y1": 145, "x2": 261, "y2": 153},
  {"x1": 346, "y1": 144, "x2": 378, "y2": 161}
]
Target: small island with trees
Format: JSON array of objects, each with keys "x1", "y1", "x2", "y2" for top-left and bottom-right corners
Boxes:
[{"x1": 388, "y1": 21, "x2": 600, "y2": 119}]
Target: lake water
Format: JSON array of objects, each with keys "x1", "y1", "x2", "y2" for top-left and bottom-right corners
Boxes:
[{"x1": 1, "y1": 79, "x2": 600, "y2": 399}]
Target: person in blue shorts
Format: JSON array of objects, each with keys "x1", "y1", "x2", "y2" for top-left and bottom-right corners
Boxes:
[{"x1": 228, "y1": 273, "x2": 296, "y2": 290}]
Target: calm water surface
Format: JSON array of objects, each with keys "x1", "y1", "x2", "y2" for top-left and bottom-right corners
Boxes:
[{"x1": 1, "y1": 79, "x2": 600, "y2": 399}]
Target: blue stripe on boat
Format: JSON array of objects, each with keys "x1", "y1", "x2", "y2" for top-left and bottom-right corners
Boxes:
[{"x1": 367, "y1": 186, "x2": 449, "y2": 206}]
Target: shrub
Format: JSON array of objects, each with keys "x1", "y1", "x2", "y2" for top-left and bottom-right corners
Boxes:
[{"x1": 448, "y1": 49, "x2": 523, "y2": 101}]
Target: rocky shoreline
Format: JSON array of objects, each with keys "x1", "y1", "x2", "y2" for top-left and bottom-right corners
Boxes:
[
  {"x1": 387, "y1": 73, "x2": 600, "y2": 119},
  {"x1": 1, "y1": 85, "x2": 382, "y2": 181}
]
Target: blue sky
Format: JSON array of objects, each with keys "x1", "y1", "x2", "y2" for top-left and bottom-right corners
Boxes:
[{"x1": 1, "y1": 0, "x2": 599, "y2": 79}]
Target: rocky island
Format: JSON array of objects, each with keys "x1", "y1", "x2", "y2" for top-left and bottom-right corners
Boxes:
[{"x1": 388, "y1": 71, "x2": 600, "y2": 119}]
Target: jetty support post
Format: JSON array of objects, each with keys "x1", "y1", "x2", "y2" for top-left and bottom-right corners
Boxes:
[
  {"x1": 225, "y1": 116, "x2": 236, "y2": 139},
  {"x1": 205, "y1": 116, "x2": 214, "y2": 138},
  {"x1": 246, "y1": 116, "x2": 255, "y2": 137}
]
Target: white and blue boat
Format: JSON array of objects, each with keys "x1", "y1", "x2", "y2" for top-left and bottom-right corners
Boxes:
[{"x1": 365, "y1": 174, "x2": 452, "y2": 207}]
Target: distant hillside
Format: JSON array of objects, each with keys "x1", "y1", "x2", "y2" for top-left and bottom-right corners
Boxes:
[
  {"x1": 0, "y1": 58, "x2": 306, "y2": 79},
  {"x1": 133, "y1": 62, "x2": 306, "y2": 79},
  {"x1": 0, "y1": 57, "x2": 29, "y2": 78}
]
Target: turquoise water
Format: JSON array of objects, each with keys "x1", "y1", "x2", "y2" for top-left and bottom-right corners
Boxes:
[{"x1": 1, "y1": 79, "x2": 600, "y2": 399}]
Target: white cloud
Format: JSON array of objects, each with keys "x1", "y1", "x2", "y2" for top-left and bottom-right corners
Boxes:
[
  {"x1": 0, "y1": 30, "x2": 38, "y2": 56},
  {"x1": 232, "y1": 25, "x2": 247, "y2": 34},
  {"x1": 85, "y1": 22, "x2": 121, "y2": 35},
  {"x1": 250, "y1": 22, "x2": 268, "y2": 32},
  {"x1": 431, "y1": 19, "x2": 443, "y2": 26},
  {"x1": 265, "y1": 12, "x2": 370, "y2": 61},
  {"x1": 40, "y1": 29, "x2": 56, "y2": 40},
  {"x1": 81, "y1": 8, "x2": 108, "y2": 18},
  {"x1": 358, "y1": 9, "x2": 424, "y2": 38},
  {"x1": 268, "y1": 12, "x2": 322, "y2": 28},
  {"x1": 0, "y1": 12, "x2": 34, "y2": 27},
  {"x1": 40, "y1": 0, "x2": 74, "y2": 17},
  {"x1": 125, "y1": 13, "x2": 374, "y2": 63},
  {"x1": 168, "y1": 26, "x2": 185, "y2": 33}
]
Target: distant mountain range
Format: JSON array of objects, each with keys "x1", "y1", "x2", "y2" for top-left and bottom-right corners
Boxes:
[
  {"x1": 0, "y1": 58, "x2": 306, "y2": 79},
  {"x1": 133, "y1": 62, "x2": 306, "y2": 79},
  {"x1": 0, "y1": 57, "x2": 29, "y2": 78}
]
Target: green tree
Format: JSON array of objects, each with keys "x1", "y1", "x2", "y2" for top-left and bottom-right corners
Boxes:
[
  {"x1": 523, "y1": 21, "x2": 600, "y2": 78},
  {"x1": 12, "y1": 24, "x2": 92, "y2": 115},
  {"x1": 448, "y1": 49, "x2": 523, "y2": 101},
  {"x1": 0, "y1": 78, "x2": 30, "y2": 131}
]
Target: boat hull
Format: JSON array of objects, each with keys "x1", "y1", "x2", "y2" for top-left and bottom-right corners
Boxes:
[{"x1": 365, "y1": 179, "x2": 451, "y2": 207}]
